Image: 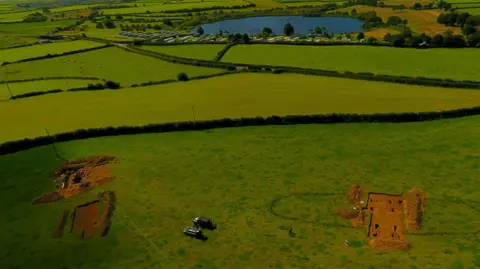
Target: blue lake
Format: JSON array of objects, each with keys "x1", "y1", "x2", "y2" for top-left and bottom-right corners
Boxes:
[{"x1": 196, "y1": 16, "x2": 364, "y2": 35}]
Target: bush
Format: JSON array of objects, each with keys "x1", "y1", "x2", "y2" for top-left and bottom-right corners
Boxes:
[
  {"x1": 177, "y1": 72, "x2": 189, "y2": 81},
  {"x1": 105, "y1": 81, "x2": 121, "y2": 89}
]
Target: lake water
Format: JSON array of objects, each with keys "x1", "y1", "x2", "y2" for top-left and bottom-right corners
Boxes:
[{"x1": 196, "y1": 16, "x2": 364, "y2": 35}]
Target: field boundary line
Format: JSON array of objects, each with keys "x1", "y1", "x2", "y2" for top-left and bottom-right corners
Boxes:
[
  {"x1": 1, "y1": 44, "x2": 113, "y2": 66},
  {"x1": 0, "y1": 77, "x2": 103, "y2": 85},
  {"x1": 121, "y1": 45, "x2": 480, "y2": 90},
  {"x1": 1, "y1": 106, "x2": 479, "y2": 156}
]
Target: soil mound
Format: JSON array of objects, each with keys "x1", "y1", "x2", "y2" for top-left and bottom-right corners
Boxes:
[
  {"x1": 33, "y1": 156, "x2": 116, "y2": 205},
  {"x1": 336, "y1": 209, "x2": 360, "y2": 219},
  {"x1": 31, "y1": 192, "x2": 64, "y2": 205},
  {"x1": 404, "y1": 188, "x2": 425, "y2": 230},
  {"x1": 348, "y1": 184, "x2": 363, "y2": 204},
  {"x1": 351, "y1": 209, "x2": 369, "y2": 228},
  {"x1": 369, "y1": 238, "x2": 409, "y2": 251},
  {"x1": 52, "y1": 210, "x2": 69, "y2": 238}
]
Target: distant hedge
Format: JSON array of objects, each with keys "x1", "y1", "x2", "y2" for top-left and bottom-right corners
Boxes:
[
  {"x1": 1, "y1": 106, "x2": 478, "y2": 155},
  {"x1": 10, "y1": 89, "x2": 62, "y2": 100},
  {"x1": 126, "y1": 45, "x2": 480, "y2": 89},
  {"x1": 1, "y1": 44, "x2": 112, "y2": 66},
  {"x1": 0, "y1": 76, "x2": 102, "y2": 85},
  {"x1": 214, "y1": 43, "x2": 237, "y2": 61}
]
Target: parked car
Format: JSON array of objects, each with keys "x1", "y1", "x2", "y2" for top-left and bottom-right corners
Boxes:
[
  {"x1": 193, "y1": 217, "x2": 217, "y2": 230},
  {"x1": 183, "y1": 226, "x2": 207, "y2": 240}
]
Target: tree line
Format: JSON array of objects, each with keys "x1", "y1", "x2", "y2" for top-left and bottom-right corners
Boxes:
[{"x1": 2, "y1": 106, "x2": 479, "y2": 155}]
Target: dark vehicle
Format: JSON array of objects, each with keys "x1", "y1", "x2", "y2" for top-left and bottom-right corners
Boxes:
[
  {"x1": 183, "y1": 226, "x2": 207, "y2": 240},
  {"x1": 193, "y1": 217, "x2": 217, "y2": 230}
]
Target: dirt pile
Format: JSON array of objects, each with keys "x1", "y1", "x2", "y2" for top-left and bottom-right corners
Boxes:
[
  {"x1": 32, "y1": 156, "x2": 116, "y2": 205},
  {"x1": 404, "y1": 188, "x2": 425, "y2": 230},
  {"x1": 336, "y1": 208, "x2": 359, "y2": 219},
  {"x1": 32, "y1": 192, "x2": 64, "y2": 205},
  {"x1": 351, "y1": 209, "x2": 369, "y2": 228},
  {"x1": 348, "y1": 184, "x2": 363, "y2": 204},
  {"x1": 52, "y1": 210, "x2": 69, "y2": 238},
  {"x1": 369, "y1": 238, "x2": 409, "y2": 251},
  {"x1": 97, "y1": 191, "x2": 116, "y2": 237}
]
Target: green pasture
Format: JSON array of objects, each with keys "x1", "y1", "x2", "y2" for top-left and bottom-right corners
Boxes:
[
  {"x1": 102, "y1": 0, "x2": 247, "y2": 15},
  {"x1": 140, "y1": 44, "x2": 226, "y2": 61},
  {"x1": 221, "y1": 45, "x2": 480, "y2": 81},
  {"x1": 1, "y1": 72, "x2": 479, "y2": 142},
  {"x1": 0, "y1": 79, "x2": 100, "y2": 99},
  {"x1": 0, "y1": 20, "x2": 77, "y2": 36},
  {"x1": 48, "y1": 4, "x2": 98, "y2": 12},
  {"x1": 0, "y1": 40, "x2": 104, "y2": 63},
  {"x1": 0, "y1": 36, "x2": 37, "y2": 49},
  {"x1": 0, "y1": 46, "x2": 224, "y2": 88},
  {"x1": 77, "y1": 21, "x2": 134, "y2": 41},
  {"x1": 0, "y1": 115, "x2": 479, "y2": 269},
  {"x1": 0, "y1": 10, "x2": 33, "y2": 22},
  {"x1": 457, "y1": 7, "x2": 480, "y2": 14}
]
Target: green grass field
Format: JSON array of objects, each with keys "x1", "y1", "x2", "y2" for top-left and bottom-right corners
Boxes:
[
  {"x1": 1, "y1": 47, "x2": 224, "y2": 86},
  {"x1": 0, "y1": 20, "x2": 78, "y2": 36},
  {"x1": 0, "y1": 72, "x2": 479, "y2": 143},
  {"x1": 0, "y1": 10, "x2": 34, "y2": 22},
  {"x1": 0, "y1": 40, "x2": 104, "y2": 63},
  {"x1": 221, "y1": 45, "x2": 480, "y2": 81},
  {"x1": 102, "y1": 0, "x2": 247, "y2": 15},
  {"x1": 0, "y1": 115, "x2": 479, "y2": 269},
  {"x1": 140, "y1": 44, "x2": 227, "y2": 61},
  {"x1": 0, "y1": 79, "x2": 100, "y2": 99}
]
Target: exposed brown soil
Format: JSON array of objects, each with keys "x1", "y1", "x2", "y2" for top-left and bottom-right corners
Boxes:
[
  {"x1": 348, "y1": 184, "x2": 363, "y2": 205},
  {"x1": 404, "y1": 188, "x2": 425, "y2": 230},
  {"x1": 31, "y1": 192, "x2": 64, "y2": 205},
  {"x1": 33, "y1": 156, "x2": 115, "y2": 205},
  {"x1": 336, "y1": 208, "x2": 360, "y2": 219},
  {"x1": 52, "y1": 210, "x2": 70, "y2": 238},
  {"x1": 351, "y1": 209, "x2": 369, "y2": 228},
  {"x1": 97, "y1": 191, "x2": 116, "y2": 237},
  {"x1": 369, "y1": 238, "x2": 409, "y2": 251},
  {"x1": 72, "y1": 201, "x2": 100, "y2": 240}
]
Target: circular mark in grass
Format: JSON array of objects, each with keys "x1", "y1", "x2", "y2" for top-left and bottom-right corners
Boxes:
[{"x1": 269, "y1": 192, "x2": 356, "y2": 229}]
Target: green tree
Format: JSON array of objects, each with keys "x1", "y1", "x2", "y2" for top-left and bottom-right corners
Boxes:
[
  {"x1": 467, "y1": 32, "x2": 480, "y2": 47},
  {"x1": 177, "y1": 73, "x2": 189, "y2": 81},
  {"x1": 243, "y1": 33, "x2": 250, "y2": 44},
  {"x1": 314, "y1": 26, "x2": 326, "y2": 34},
  {"x1": 462, "y1": 24, "x2": 477, "y2": 36},
  {"x1": 357, "y1": 32, "x2": 365, "y2": 40},
  {"x1": 262, "y1": 27, "x2": 272, "y2": 36},
  {"x1": 284, "y1": 23, "x2": 294, "y2": 36},
  {"x1": 197, "y1": 26, "x2": 204, "y2": 35},
  {"x1": 412, "y1": 2, "x2": 422, "y2": 10},
  {"x1": 391, "y1": 34, "x2": 405, "y2": 46}
]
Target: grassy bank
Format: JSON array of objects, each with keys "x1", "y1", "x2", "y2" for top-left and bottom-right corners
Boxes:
[{"x1": 0, "y1": 73, "x2": 479, "y2": 142}]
